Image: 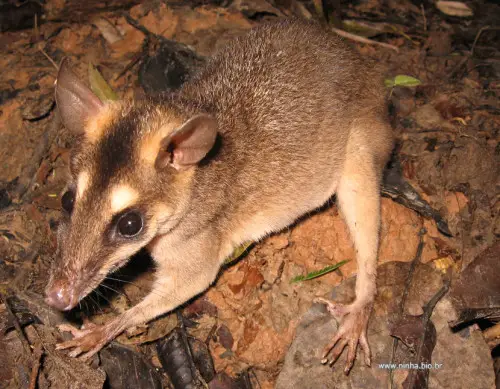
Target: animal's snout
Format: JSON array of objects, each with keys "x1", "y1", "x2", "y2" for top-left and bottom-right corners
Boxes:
[{"x1": 45, "y1": 282, "x2": 77, "y2": 311}]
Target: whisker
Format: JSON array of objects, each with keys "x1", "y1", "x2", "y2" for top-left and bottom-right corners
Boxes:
[
  {"x1": 104, "y1": 276, "x2": 171, "y2": 300},
  {"x1": 100, "y1": 283, "x2": 129, "y2": 298},
  {"x1": 105, "y1": 275, "x2": 153, "y2": 288},
  {"x1": 88, "y1": 293, "x2": 104, "y2": 315},
  {"x1": 94, "y1": 288, "x2": 112, "y2": 306}
]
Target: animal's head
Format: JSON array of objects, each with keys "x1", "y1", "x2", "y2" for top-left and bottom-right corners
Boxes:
[{"x1": 45, "y1": 59, "x2": 218, "y2": 311}]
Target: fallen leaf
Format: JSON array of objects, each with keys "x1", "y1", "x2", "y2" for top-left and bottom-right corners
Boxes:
[
  {"x1": 436, "y1": 1, "x2": 473, "y2": 17},
  {"x1": 100, "y1": 343, "x2": 163, "y2": 389},
  {"x1": 385, "y1": 75, "x2": 422, "y2": 88},
  {"x1": 224, "y1": 241, "x2": 253, "y2": 265},
  {"x1": 88, "y1": 63, "x2": 118, "y2": 102},
  {"x1": 390, "y1": 314, "x2": 437, "y2": 389}
]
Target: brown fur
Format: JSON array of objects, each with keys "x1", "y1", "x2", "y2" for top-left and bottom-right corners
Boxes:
[{"x1": 46, "y1": 19, "x2": 393, "y2": 365}]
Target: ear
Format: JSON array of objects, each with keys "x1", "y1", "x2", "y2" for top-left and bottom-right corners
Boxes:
[
  {"x1": 55, "y1": 58, "x2": 104, "y2": 134},
  {"x1": 155, "y1": 114, "x2": 218, "y2": 171}
]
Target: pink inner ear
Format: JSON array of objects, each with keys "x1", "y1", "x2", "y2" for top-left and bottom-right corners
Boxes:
[
  {"x1": 55, "y1": 58, "x2": 103, "y2": 134},
  {"x1": 168, "y1": 114, "x2": 218, "y2": 169}
]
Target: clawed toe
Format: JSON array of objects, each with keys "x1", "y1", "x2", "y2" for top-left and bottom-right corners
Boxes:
[
  {"x1": 316, "y1": 300, "x2": 373, "y2": 374},
  {"x1": 55, "y1": 322, "x2": 109, "y2": 360}
]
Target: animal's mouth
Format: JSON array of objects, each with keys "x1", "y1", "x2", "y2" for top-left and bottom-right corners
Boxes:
[
  {"x1": 73, "y1": 256, "x2": 134, "y2": 309},
  {"x1": 46, "y1": 249, "x2": 141, "y2": 311},
  {"x1": 74, "y1": 274, "x2": 108, "y2": 308},
  {"x1": 45, "y1": 270, "x2": 107, "y2": 311}
]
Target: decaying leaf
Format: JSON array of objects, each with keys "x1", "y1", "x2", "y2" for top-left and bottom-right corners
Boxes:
[
  {"x1": 290, "y1": 260, "x2": 349, "y2": 283},
  {"x1": 436, "y1": 1, "x2": 473, "y2": 17},
  {"x1": 449, "y1": 242, "x2": 500, "y2": 327},
  {"x1": 390, "y1": 314, "x2": 437, "y2": 389},
  {"x1": 88, "y1": 63, "x2": 118, "y2": 102},
  {"x1": 385, "y1": 75, "x2": 422, "y2": 88},
  {"x1": 157, "y1": 327, "x2": 215, "y2": 389},
  {"x1": 208, "y1": 372, "x2": 252, "y2": 389},
  {"x1": 34, "y1": 324, "x2": 107, "y2": 389},
  {"x1": 100, "y1": 343, "x2": 163, "y2": 389}
]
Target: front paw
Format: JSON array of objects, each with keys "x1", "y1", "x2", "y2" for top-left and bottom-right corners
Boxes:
[
  {"x1": 315, "y1": 299, "x2": 372, "y2": 374},
  {"x1": 56, "y1": 322, "x2": 111, "y2": 360}
]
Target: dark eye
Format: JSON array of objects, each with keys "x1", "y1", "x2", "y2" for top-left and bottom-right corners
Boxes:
[
  {"x1": 117, "y1": 212, "x2": 143, "y2": 237},
  {"x1": 61, "y1": 190, "x2": 75, "y2": 214}
]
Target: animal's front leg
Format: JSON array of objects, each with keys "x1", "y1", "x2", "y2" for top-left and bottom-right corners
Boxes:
[{"x1": 57, "y1": 232, "x2": 223, "y2": 360}]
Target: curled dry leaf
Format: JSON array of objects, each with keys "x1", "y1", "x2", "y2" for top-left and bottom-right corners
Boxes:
[
  {"x1": 436, "y1": 1, "x2": 473, "y2": 17},
  {"x1": 100, "y1": 343, "x2": 163, "y2": 389},
  {"x1": 157, "y1": 327, "x2": 215, "y2": 389},
  {"x1": 390, "y1": 315, "x2": 437, "y2": 389},
  {"x1": 449, "y1": 242, "x2": 500, "y2": 327}
]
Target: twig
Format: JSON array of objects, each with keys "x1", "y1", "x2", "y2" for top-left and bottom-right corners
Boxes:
[
  {"x1": 247, "y1": 367, "x2": 262, "y2": 389},
  {"x1": 176, "y1": 311, "x2": 207, "y2": 387},
  {"x1": 3, "y1": 295, "x2": 32, "y2": 354},
  {"x1": 38, "y1": 47, "x2": 59, "y2": 71},
  {"x1": 28, "y1": 344, "x2": 43, "y2": 389},
  {"x1": 33, "y1": 12, "x2": 59, "y2": 71},
  {"x1": 14, "y1": 111, "x2": 61, "y2": 202},
  {"x1": 331, "y1": 26, "x2": 399, "y2": 52},
  {"x1": 122, "y1": 12, "x2": 161, "y2": 40},
  {"x1": 405, "y1": 281, "x2": 450, "y2": 387},
  {"x1": 420, "y1": 4, "x2": 427, "y2": 32},
  {"x1": 451, "y1": 26, "x2": 500, "y2": 77},
  {"x1": 471, "y1": 26, "x2": 490, "y2": 57},
  {"x1": 400, "y1": 231, "x2": 426, "y2": 312},
  {"x1": 114, "y1": 51, "x2": 143, "y2": 81},
  {"x1": 204, "y1": 322, "x2": 218, "y2": 346}
]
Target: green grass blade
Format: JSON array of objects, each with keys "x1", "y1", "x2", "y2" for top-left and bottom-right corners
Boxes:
[{"x1": 290, "y1": 260, "x2": 350, "y2": 283}]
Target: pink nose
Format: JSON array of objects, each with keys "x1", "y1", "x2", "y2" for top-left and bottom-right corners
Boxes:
[{"x1": 45, "y1": 284, "x2": 76, "y2": 311}]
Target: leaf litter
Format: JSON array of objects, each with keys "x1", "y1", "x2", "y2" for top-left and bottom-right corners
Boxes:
[{"x1": 0, "y1": 0, "x2": 499, "y2": 388}]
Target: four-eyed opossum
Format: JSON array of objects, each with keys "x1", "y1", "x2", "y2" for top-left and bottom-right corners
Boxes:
[{"x1": 45, "y1": 19, "x2": 393, "y2": 373}]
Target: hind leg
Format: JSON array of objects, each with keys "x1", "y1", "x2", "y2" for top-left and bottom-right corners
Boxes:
[{"x1": 316, "y1": 124, "x2": 389, "y2": 374}]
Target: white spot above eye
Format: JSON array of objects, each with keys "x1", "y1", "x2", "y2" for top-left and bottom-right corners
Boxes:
[
  {"x1": 77, "y1": 171, "x2": 90, "y2": 199},
  {"x1": 110, "y1": 185, "x2": 138, "y2": 213}
]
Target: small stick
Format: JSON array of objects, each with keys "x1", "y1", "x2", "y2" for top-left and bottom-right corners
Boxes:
[
  {"x1": 331, "y1": 26, "x2": 399, "y2": 52},
  {"x1": 28, "y1": 344, "x2": 43, "y2": 389},
  {"x1": 38, "y1": 47, "x2": 59, "y2": 71},
  {"x1": 405, "y1": 281, "x2": 450, "y2": 387},
  {"x1": 3, "y1": 296, "x2": 32, "y2": 354},
  {"x1": 471, "y1": 26, "x2": 492, "y2": 57},
  {"x1": 33, "y1": 12, "x2": 58, "y2": 71},
  {"x1": 420, "y1": 4, "x2": 427, "y2": 32},
  {"x1": 204, "y1": 322, "x2": 218, "y2": 346}
]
